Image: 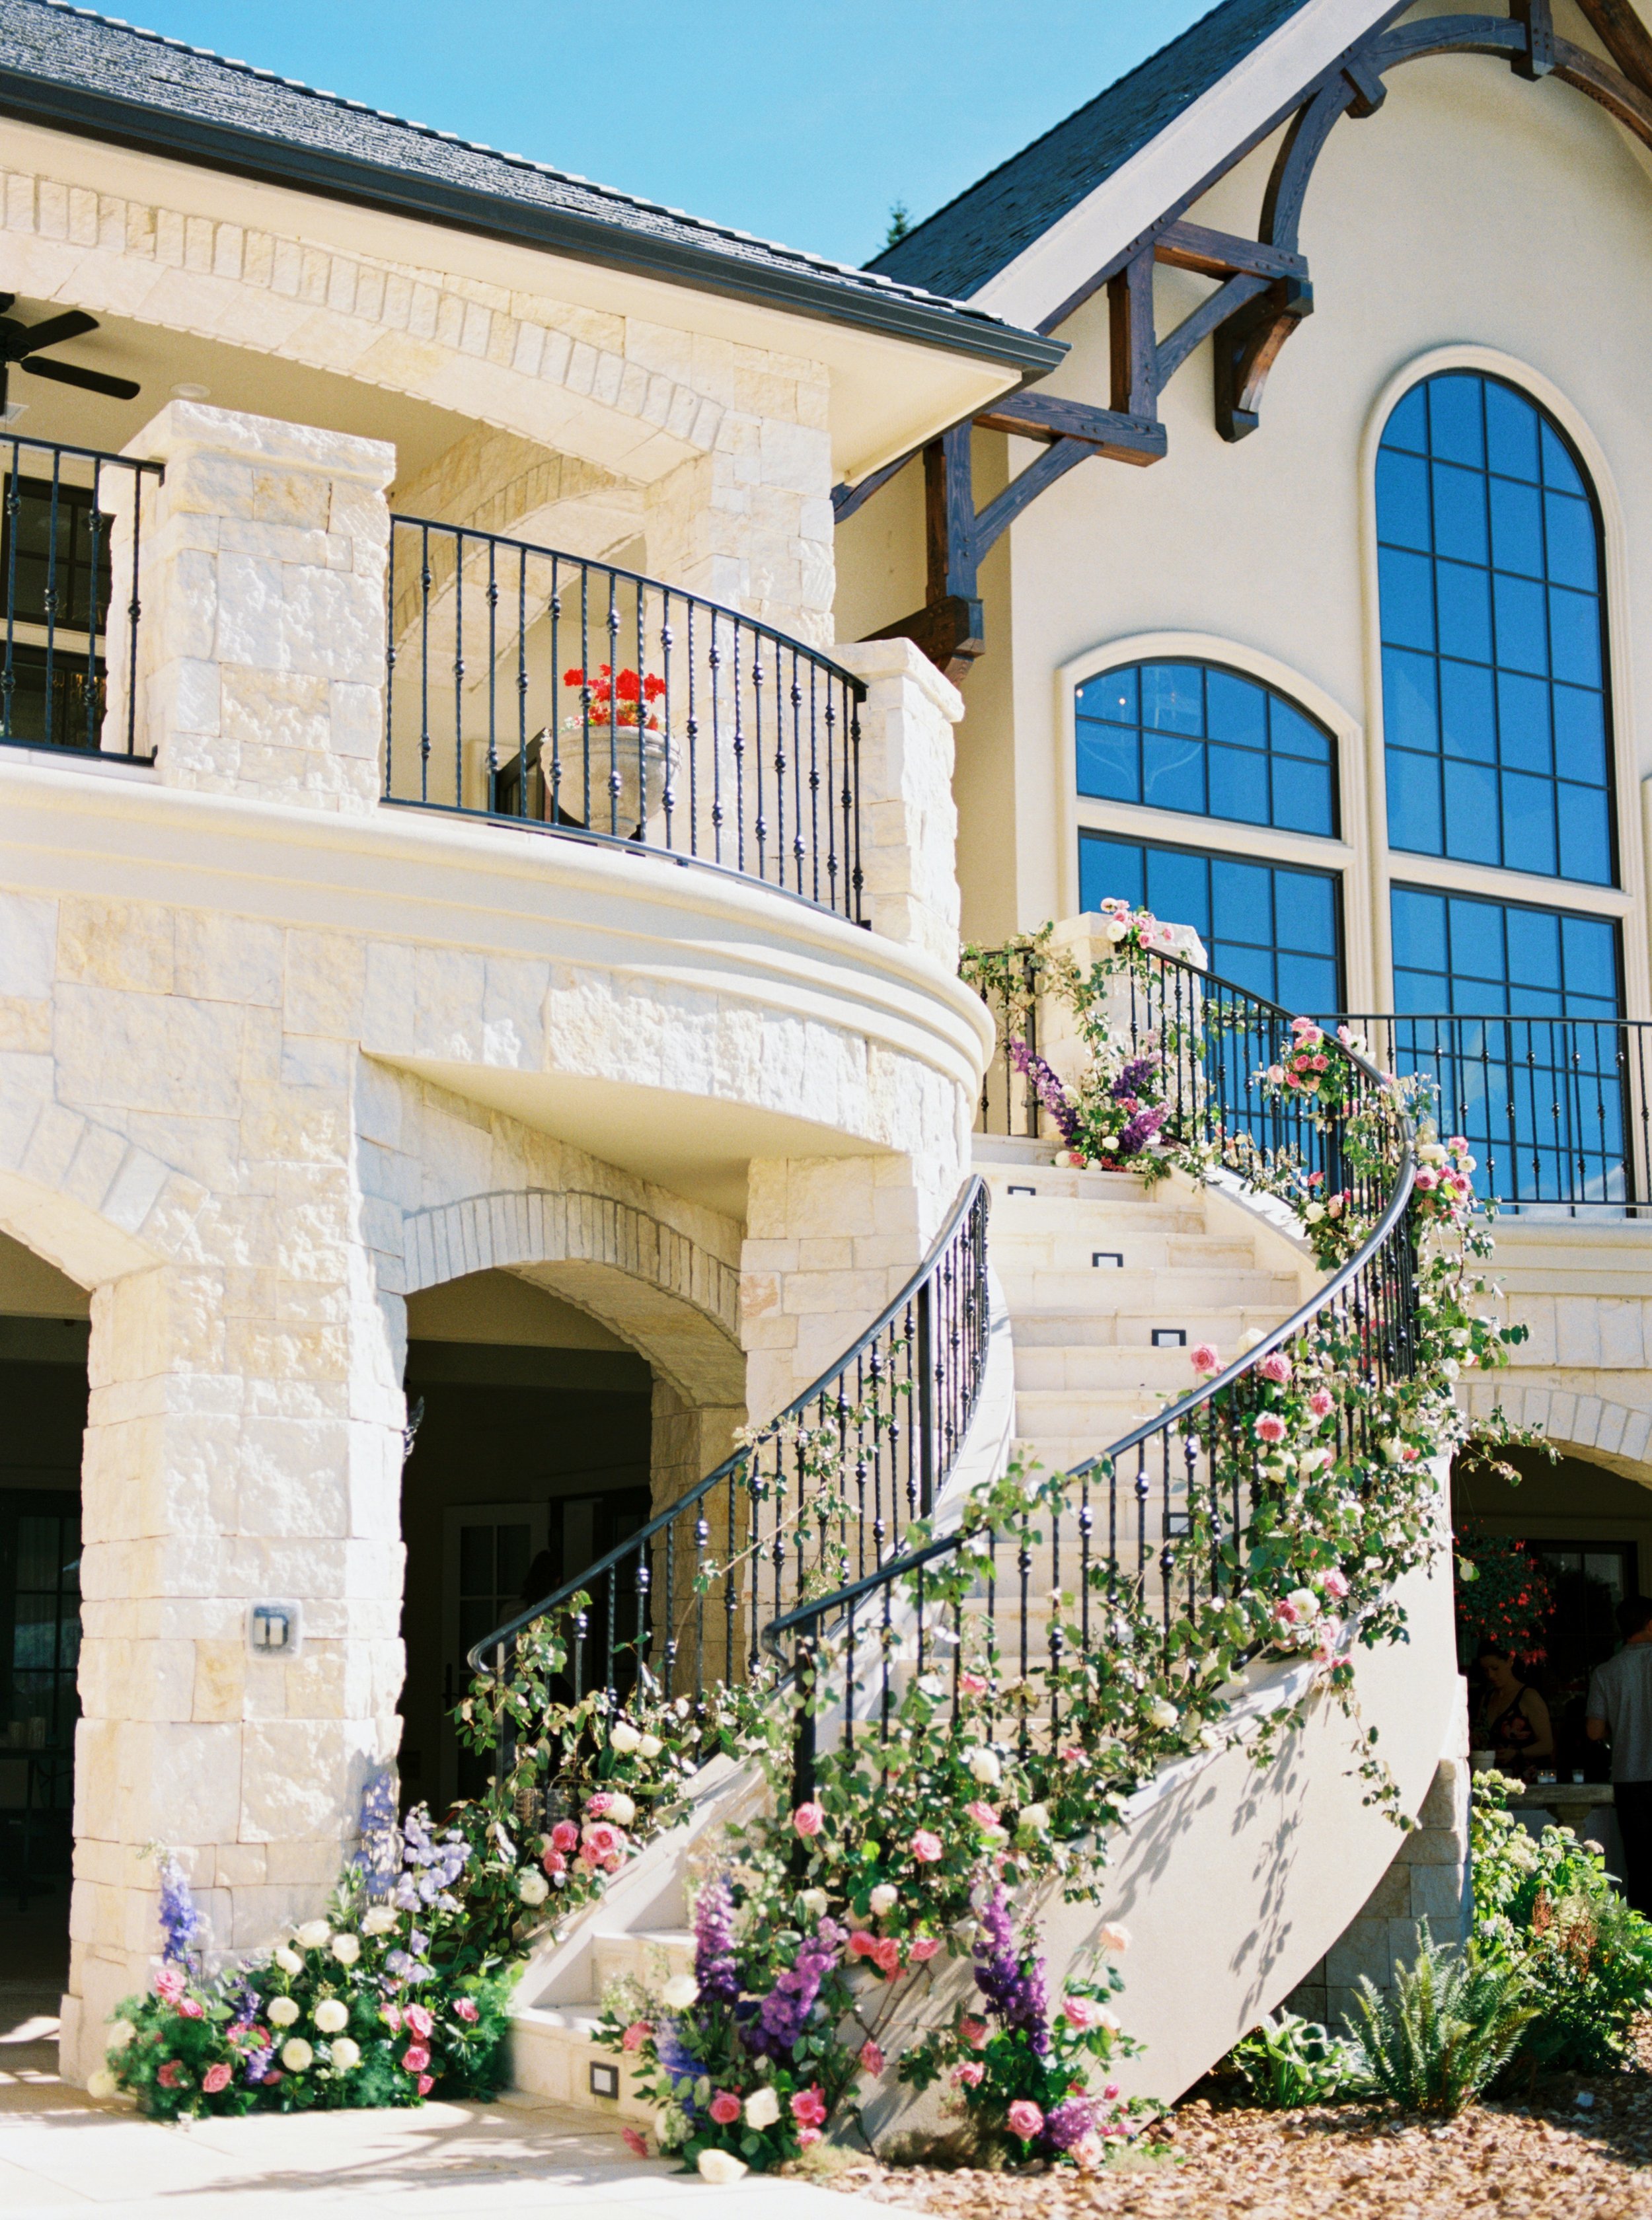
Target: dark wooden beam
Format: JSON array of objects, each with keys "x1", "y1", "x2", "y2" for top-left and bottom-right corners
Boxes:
[
  {"x1": 1342, "y1": 53, "x2": 1389, "y2": 112},
  {"x1": 1154, "y1": 221, "x2": 1308, "y2": 282},
  {"x1": 1552, "y1": 34, "x2": 1652, "y2": 147},
  {"x1": 925, "y1": 426, "x2": 979, "y2": 602},
  {"x1": 972, "y1": 390, "x2": 1166, "y2": 461},
  {"x1": 1511, "y1": 0, "x2": 1556, "y2": 78},
  {"x1": 1575, "y1": 0, "x2": 1652, "y2": 96},
  {"x1": 831, "y1": 451, "x2": 913, "y2": 524},
  {"x1": 1155, "y1": 272, "x2": 1271, "y2": 391},
  {"x1": 973, "y1": 438, "x2": 1098, "y2": 562},
  {"x1": 1214, "y1": 278, "x2": 1314, "y2": 442},
  {"x1": 864, "y1": 595, "x2": 985, "y2": 682},
  {"x1": 1107, "y1": 248, "x2": 1158, "y2": 419}
]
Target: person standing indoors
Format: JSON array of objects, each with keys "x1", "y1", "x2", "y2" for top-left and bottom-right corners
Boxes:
[
  {"x1": 1587, "y1": 1594, "x2": 1652, "y2": 1915},
  {"x1": 1474, "y1": 1643, "x2": 1554, "y2": 1779}
]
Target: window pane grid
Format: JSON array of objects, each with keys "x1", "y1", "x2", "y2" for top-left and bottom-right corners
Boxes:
[
  {"x1": 1076, "y1": 659, "x2": 1337, "y2": 838},
  {"x1": 1378, "y1": 373, "x2": 1614, "y2": 886}
]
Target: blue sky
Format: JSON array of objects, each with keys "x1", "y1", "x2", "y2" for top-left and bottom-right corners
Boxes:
[{"x1": 109, "y1": 1, "x2": 1213, "y2": 270}]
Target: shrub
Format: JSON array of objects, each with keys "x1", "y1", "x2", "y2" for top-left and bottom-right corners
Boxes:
[
  {"x1": 1472, "y1": 1768, "x2": 1652, "y2": 2073},
  {"x1": 1346, "y1": 1923, "x2": 1535, "y2": 2115},
  {"x1": 1228, "y1": 2012, "x2": 1361, "y2": 2108}
]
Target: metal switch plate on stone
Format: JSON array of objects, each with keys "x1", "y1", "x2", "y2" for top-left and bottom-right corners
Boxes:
[
  {"x1": 1151, "y1": 1328, "x2": 1187, "y2": 1347},
  {"x1": 1092, "y1": 1251, "x2": 1123, "y2": 1267},
  {"x1": 589, "y1": 2061, "x2": 620, "y2": 2098},
  {"x1": 247, "y1": 1600, "x2": 303, "y2": 1658}
]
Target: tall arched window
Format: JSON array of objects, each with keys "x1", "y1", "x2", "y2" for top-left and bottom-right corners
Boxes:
[{"x1": 1376, "y1": 371, "x2": 1614, "y2": 885}]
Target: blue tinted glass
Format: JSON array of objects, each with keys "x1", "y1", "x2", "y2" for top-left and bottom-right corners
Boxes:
[
  {"x1": 1391, "y1": 886, "x2": 1448, "y2": 973},
  {"x1": 1378, "y1": 373, "x2": 1613, "y2": 888},
  {"x1": 1207, "y1": 745, "x2": 1268, "y2": 825},
  {"x1": 1561, "y1": 912, "x2": 1617, "y2": 999},
  {"x1": 1556, "y1": 784, "x2": 1612, "y2": 887},
  {"x1": 1213, "y1": 942, "x2": 1273, "y2": 998},
  {"x1": 1380, "y1": 547, "x2": 1435, "y2": 650},
  {"x1": 1429, "y1": 376, "x2": 1485, "y2": 466},
  {"x1": 1076, "y1": 724, "x2": 1139, "y2": 802},
  {"x1": 1269, "y1": 702, "x2": 1330, "y2": 762},
  {"x1": 1384, "y1": 385, "x2": 1428, "y2": 454},
  {"x1": 1493, "y1": 572, "x2": 1547, "y2": 675},
  {"x1": 1078, "y1": 834, "x2": 1143, "y2": 913},
  {"x1": 1489, "y1": 477, "x2": 1542, "y2": 577},
  {"x1": 1505, "y1": 903, "x2": 1559, "y2": 988},
  {"x1": 1485, "y1": 383, "x2": 1540, "y2": 482},
  {"x1": 1440, "y1": 661, "x2": 1495, "y2": 761},
  {"x1": 1501, "y1": 771, "x2": 1557, "y2": 877},
  {"x1": 1081, "y1": 838, "x2": 1339, "y2": 1003},
  {"x1": 1444, "y1": 758, "x2": 1501, "y2": 864},
  {"x1": 1211, "y1": 856, "x2": 1272, "y2": 944},
  {"x1": 1387, "y1": 749, "x2": 1442, "y2": 852},
  {"x1": 1432, "y1": 462, "x2": 1487, "y2": 564},
  {"x1": 1274, "y1": 867, "x2": 1335, "y2": 950},
  {"x1": 1543, "y1": 493, "x2": 1596, "y2": 591},
  {"x1": 1078, "y1": 669, "x2": 1137, "y2": 725},
  {"x1": 1273, "y1": 760, "x2": 1333, "y2": 836},
  {"x1": 1394, "y1": 967, "x2": 1446, "y2": 1012},
  {"x1": 1205, "y1": 670, "x2": 1266, "y2": 748},
  {"x1": 1376, "y1": 449, "x2": 1431, "y2": 552},
  {"x1": 1437, "y1": 561, "x2": 1493, "y2": 663},
  {"x1": 1276, "y1": 953, "x2": 1339, "y2": 1016},
  {"x1": 1140, "y1": 663, "x2": 1203, "y2": 735},
  {"x1": 1549, "y1": 588, "x2": 1602, "y2": 687},
  {"x1": 1384, "y1": 648, "x2": 1439, "y2": 752},
  {"x1": 1496, "y1": 671, "x2": 1551, "y2": 772},
  {"x1": 1142, "y1": 731, "x2": 1205, "y2": 813},
  {"x1": 1446, "y1": 897, "x2": 1504, "y2": 985},
  {"x1": 1552, "y1": 685, "x2": 1606, "y2": 785},
  {"x1": 1146, "y1": 847, "x2": 1210, "y2": 935}
]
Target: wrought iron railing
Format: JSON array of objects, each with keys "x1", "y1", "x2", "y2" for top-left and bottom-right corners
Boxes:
[
  {"x1": 1343, "y1": 1013, "x2": 1650, "y2": 1216},
  {"x1": 383, "y1": 517, "x2": 866, "y2": 920},
  {"x1": 465, "y1": 1175, "x2": 990, "y2": 1724},
  {"x1": 768, "y1": 948, "x2": 1417, "y2": 1805},
  {"x1": 0, "y1": 434, "x2": 160, "y2": 758}
]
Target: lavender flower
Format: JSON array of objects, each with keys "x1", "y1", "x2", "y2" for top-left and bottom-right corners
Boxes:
[
  {"x1": 352, "y1": 1767, "x2": 402, "y2": 1902},
  {"x1": 1008, "y1": 1039, "x2": 1080, "y2": 1145},
  {"x1": 694, "y1": 1876, "x2": 739, "y2": 2007},
  {"x1": 746, "y1": 1919, "x2": 845, "y2": 2060},
  {"x1": 1044, "y1": 2094, "x2": 1095, "y2": 2151},
  {"x1": 973, "y1": 1888, "x2": 1050, "y2": 2055},
  {"x1": 1118, "y1": 1104, "x2": 1167, "y2": 1157},
  {"x1": 1111, "y1": 1055, "x2": 1159, "y2": 1103},
  {"x1": 157, "y1": 1855, "x2": 206, "y2": 1968},
  {"x1": 654, "y1": 2016, "x2": 702, "y2": 2106}
]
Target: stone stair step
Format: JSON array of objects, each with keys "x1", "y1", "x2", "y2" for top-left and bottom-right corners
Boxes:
[
  {"x1": 998, "y1": 1266, "x2": 1298, "y2": 1311},
  {"x1": 989, "y1": 1231, "x2": 1258, "y2": 1273},
  {"x1": 1013, "y1": 1344, "x2": 1211, "y2": 1391},
  {"x1": 509, "y1": 2005, "x2": 654, "y2": 2121},
  {"x1": 589, "y1": 1927, "x2": 695, "y2": 1996}
]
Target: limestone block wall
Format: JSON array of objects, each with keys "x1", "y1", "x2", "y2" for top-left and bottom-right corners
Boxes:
[{"x1": 836, "y1": 639, "x2": 965, "y2": 971}]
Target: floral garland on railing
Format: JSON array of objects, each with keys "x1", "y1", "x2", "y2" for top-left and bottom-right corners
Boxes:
[{"x1": 98, "y1": 916, "x2": 1536, "y2": 2169}]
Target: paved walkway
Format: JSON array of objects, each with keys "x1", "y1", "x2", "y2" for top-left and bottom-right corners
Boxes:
[{"x1": 0, "y1": 1932, "x2": 904, "y2": 2220}]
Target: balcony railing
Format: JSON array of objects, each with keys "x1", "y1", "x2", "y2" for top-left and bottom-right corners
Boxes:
[
  {"x1": 0, "y1": 434, "x2": 160, "y2": 760},
  {"x1": 382, "y1": 517, "x2": 866, "y2": 921}
]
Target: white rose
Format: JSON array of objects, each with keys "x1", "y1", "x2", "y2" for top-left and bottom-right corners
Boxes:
[
  {"x1": 1304, "y1": 1202, "x2": 1326, "y2": 1224},
  {"x1": 1100, "y1": 1135, "x2": 1119, "y2": 1151},
  {"x1": 330, "y1": 1933, "x2": 361, "y2": 1965},
  {"x1": 268, "y1": 1995, "x2": 301, "y2": 2027},
  {"x1": 1286, "y1": 1588, "x2": 1319, "y2": 1622},
  {"x1": 313, "y1": 1999, "x2": 349, "y2": 2034},
  {"x1": 743, "y1": 2085, "x2": 780, "y2": 2129},
  {"x1": 330, "y1": 2036, "x2": 361, "y2": 2071},
  {"x1": 106, "y1": 2019, "x2": 135, "y2": 2052},
  {"x1": 605, "y1": 1793, "x2": 637, "y2": 1827},
  {"x1": 517, "y1": 1870, "x2": 550, "y2": 1907},
  {"x1": 698, "y1": 2149, "x2": 749, "y2": 2184},
  {"x1": 1017, "y1": 1803, "x2": 1049, "y2": 1836},
  {"x1": 280, "y1": 2038, "x2": 315, "y2": 2073},
  {"x1": 967, "y1": 1747, "x2": 1002, "y2": 1785},
  {"x1": 362, "y1": 1906, "x2": 398, "y2": 1936},
  {"x1": 609, "y1": 1723, "x2": 642, "y2": 1754},
  {"x1": 87, "y1": 2069, "x2": 120, "y2": 2100},
  {"x1": 799, "y1": 1888, "x2": 829, "y2": 1921},
  {"x1": 661, "y1": 1974, "x2": 699, "y2": 2011},
  {"x1": 1097, "y1": 1923, "x2": 1131, "y2": 1954},
  {"x1": 638, "y1": 1734, "x2": 663, "y2": 1760},
  {"x1": 1106, "y1": 920, "x2": 1129, "y2": 943},
  {"x1": 296, "y1": 1921, "x2": 331, "y2": 1950},
  {"x1": 274, "y1": 1947, "x2": 303, "y2": 1976},
  {"x1": 868, "y1": 1884, "x2": 898, "y2": 1916},
  {"x1": 1145, "y1": 1697, "x2": 1178, "y2": 1732},
  {"x1": 1417, "y1": 1142, "x2": 1446, "y2": 1164}
]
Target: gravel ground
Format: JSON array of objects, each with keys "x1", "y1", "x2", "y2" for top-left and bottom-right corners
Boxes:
[{"x1": 823, "y1": 2033, "x2": 1652, "y2": 2217}]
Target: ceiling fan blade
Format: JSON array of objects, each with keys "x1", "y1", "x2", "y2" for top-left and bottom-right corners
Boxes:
[
  {"x1": 19, "y1": 355, "x2": 141, "y2": 402},
  {"x1": 0, "y1": 295, "x2": 14, "y2": 316},
  {"x1": 16, "y1": 309, "x2": 98, "y2": 354}
]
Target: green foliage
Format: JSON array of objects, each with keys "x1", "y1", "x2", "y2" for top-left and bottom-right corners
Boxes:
[
  {"x1": 1345, "y1": 1923, "x2": 1536, "y2": 2114},
  {"x1": 1453, "y1": 1524, "x2": 1554, "y2": 1661},
  {"x1": 1470, "y1": 1768, "x2": 1652, "y2": 2071},
  {"x1": 1227, "y1": 2012, "x2": 1361, "y2": 2108}
]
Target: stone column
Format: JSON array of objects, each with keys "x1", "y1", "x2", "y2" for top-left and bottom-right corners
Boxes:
[
  {"x1": 833, "y1": 639, "x2": 965, "y2": 969},
  {"x1": 1037, "y1": 911, "x2": 1207, "y2": 1089},
  {"x1": 113, "y1": 400, "x2": 394, "y2": 809}
]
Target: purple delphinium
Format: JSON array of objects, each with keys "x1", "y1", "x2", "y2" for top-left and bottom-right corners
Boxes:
[
  {"x1": 157, "y1": 1855, "x2": 206, "y2": 1968},
  {"x1": 654, "y1": 2016, "x2": 702, "y2": 2110},
  {"x1": 352, "y1": 1766, "x2": 402, "y2": 1902},
  {"x1": 1118, "y1": 1104, "x2": 1167, "y2": 1157},
  {"x1": 694, "y1": 1876, "x2": 740, "y2": 2007},
  {"x1": 973, "y1": 1886, "x2": 1050, "y2": 2054},
  {"x1": 394, "y1": 1805, "x2": 469, "y2": 1910},
  {"x1": 746, "y1": 1918, "x2": 846, "y2": 2059},
  {"x1": 1008, "y1": 1038, "x2": 1080, "y2": 1146},
  {"x1": 1043, "y1": 2094, "x2": 1096, "y2": 2151},
  {"x1": 1111, "y1": 1054, "x2": 1159, "y2": 1103}
]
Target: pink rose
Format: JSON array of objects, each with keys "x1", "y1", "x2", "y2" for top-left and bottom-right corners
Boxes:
[
  {"x1": 402, "y1": 2043, "x2": 432, "y2": 2074},
  {"x1": 1007, "y1": 2098, "x2": 1044, "y2": 2141},
  {"x1": 382, "y1": 2004, "x2": 402, "y2": 2034},
  {"x1": 154, "y1": 1966, "x2": 185, "y2": 2006},
  {"x1": 792, "y1": 1801, "x2": 825, "y2": 1838},
  {"x1": 966, "y1": 1802, "x2": 999, "y2": 1829},
  {"x1": 798, "y1": 2127, "x2": 823, "y2": 2147},
  {"x1": 1258, "y1": 1351, "x2": 1291, "y2": 1384},
  {"x1": 910, "y1": 1830, "x2": 943, "y2": 1865},
  {"x1": 1104, "y1": 2081, "x2": 1121, "y2": 2100},
  {"x1": 417, "y1": 2073, "x2": 434, "y2": 2096},
  {"x1": 582, "y1": 1821, "x2": 624, "y2": 1860},
  {"x1": 847, "y1": 1931, "x2": 878, "y2": 1958},
  {"x1": 452, "y1": 1997, "x2": 479, "y2": 2024},
  {"x1": 550, "y1": 1820, "x2": 580, "y2": 1853},
  {"x1": 1063, "y1": 1995, "x2": 1100, "y2": 2029},
  {"x1": 177, "y1": 1995, "x2": 204, "y2": 2019},
  {"x1": 406, "y1": 2004, "x2": 435, "y2": 2040},
  {"x1": 959, "y1": 2017, "x2": 988, "y2": 2047},
  {"x1": 621, "y1": 2020, "x2": 651, "y2": 2052},
  {"x1": 202, "y1": 2061, "x2": 233, "y2": 2094},
  {"x1": 953, "y1": 2061, "x2": 985, "y2": 2088},
  {"x1": 1308, "y1": 1389, "x2": 1333, "y2": 1419},
  {"x1": 1273, "y1": 1598, "x2": 1300, "y2": 1626},
  {"x1": 792, "y1": 2085, "x2": 828, "y2": 2129},
  {"x1": 157, "y1": 2059, "x2": 184, "y2": 2089},
  {"x1": 870, "y1": 1937, "x2": 901, "y2": 1975},
  {"x1": 960, "y1": 1672, "x2": 989, "y2": 1697},
  {"x1": 543, "y1": 1849, "x2": 567, "y2": 1876},
  {"x1": 859, "y1": 2041, "x2": 885, "y2": 2077},
  {"x1": 622, "y1": 2128, "x2": 649, "y2": 2159},
  {"x1": 1322, "y1": 1568, "x2": 1349, "y2": 1600},
  {"x1": 709, "y1": 2090, "x2": 741, "y2": 2126},
  {"x1": 585, "y1": 1791, "x2": 615, "y2": 1818},
  {"x1": 1190, "y1": 1343, "x2": 1220, "y2": 1374},
  {"x1": 909, "y1": 1937, "x2": 941, "y2": 1962},
  {"x1": 601, "y1": 1853, "x2": 623, "y2": 1875},
  {"x1": 1254, "y1": 1413, "x2": 1286, "y2": 1444}
]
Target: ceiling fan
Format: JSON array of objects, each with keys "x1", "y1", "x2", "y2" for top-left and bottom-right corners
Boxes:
[{"x1": 0, "y1": 298, "x2": 141, "y2": 414}]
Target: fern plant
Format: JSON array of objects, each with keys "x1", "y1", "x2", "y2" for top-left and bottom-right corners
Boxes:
[{"x1": 1347, "y1": 1923, "x2": 1536, "y2": 2114}]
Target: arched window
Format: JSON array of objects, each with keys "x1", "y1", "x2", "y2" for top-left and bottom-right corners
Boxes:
[
  {"x1": 1376, "y1": 371, "x2": 1614, "y2": 885},
  {"x1": 1075, "y1": 659, "x2": 1337, "y2": 837}
]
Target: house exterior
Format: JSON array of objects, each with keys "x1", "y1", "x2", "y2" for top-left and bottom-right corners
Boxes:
[{"x1": 1, "y1": 0, "x2": 1649, "y2": 2111}]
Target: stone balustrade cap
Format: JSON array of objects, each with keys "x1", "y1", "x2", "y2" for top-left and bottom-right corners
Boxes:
[{"x1": 126, "y1": 400, "x2": 398, "y2": 488}]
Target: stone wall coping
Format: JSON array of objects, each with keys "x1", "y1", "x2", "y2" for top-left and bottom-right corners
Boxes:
[
  {"x1": 0, "y1": 755, "x2": 995, "y2": 1087},
  {"x1": 126, "y1": 399, "x2": 398, "y2": 488},
  {"x1": 832, "y1": 636, "x2": 965, "y2": 725}
]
